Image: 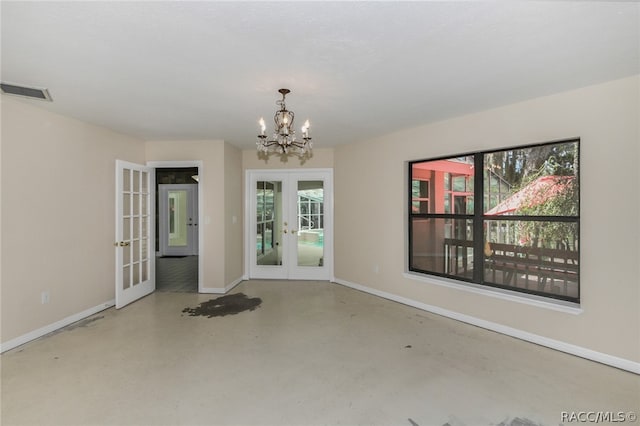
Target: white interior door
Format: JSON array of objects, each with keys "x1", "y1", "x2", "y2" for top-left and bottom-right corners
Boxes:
[
  {"x1": 159, "y1": 184, "x2": 199, "y2": 256},
  {"x1": 115, "y1": 160, "x2": 155, "y2": 309},
  {"x1": 247, "y1": 169, "x2": 333, "y2": 280}
]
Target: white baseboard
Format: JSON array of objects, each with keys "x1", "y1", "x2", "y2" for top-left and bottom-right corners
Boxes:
[
  {"x1": 333, "y1": 278, "x2": 640, "y2": 375},
  {"x1": 199, "y1": 288, "x2": 226, "y2": 294},
  {"x1": 0, "y1": 300, "x2": 115, "y2": 353},
  {"x1": 200, "y1": 277, "x2": 244, "y2": 295}
]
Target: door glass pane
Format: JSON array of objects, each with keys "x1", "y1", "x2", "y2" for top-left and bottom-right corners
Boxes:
[
  {"x1": 168, "y1": 190, "x2": 188, "y2": 247},
  {"x1": 265, "y1": 182, "x2": 274, "y2": 221},
  {"x1": 141, "y1": 171, "x2": 148, "y2": 192},
  {"x1": 256, "y1": 223, "x2": 264, "y2": 257},
  {"x1": 133, "y1": 217, "x2": 140, "y2": 239},
  {"x1": 133, "y1": 263, "x2": 140, "y2": 285},
  {"x1": 133, "y1": 170, "x2": 140, "y2": 193},
  {"x1": 133, "y1": 240, "x2": 140, "y2": 262},
  {"x1": 141, "y1": 260, "x2": 148, "y2": 282},
  {"x1": 123, "y1": 245, "x2": 130, "y2": 266},
  {"x1": 297, "y1": 180, "x2": 324, "y2": 267},
  {"x1": 123, "y1": 217, "x2": 131, "y2": 241},
  {"x1": 169, "y1": 197, "x2": 175, "y2": 233},
  {"x1": 257, "y1": 181, "x2": 282, "y2": 266},
  {"x1": 123, "y1": 169, "x2": 130, "y2": 191},
  {"x1": 123, "y1": 265, "x2": 131, "y2": 290},
  {"x1": 123, "y1": 193, "x2": 131, "y2": 216},
  {"x1": 256, "y1": 182, "x2": 265, "y2": 222},
  {"x1": 141, "y1": 217, "x2": 148, "y2": 238},
  {"x1": 141, "y1": 238, "x2": 148, "y2": 261},
  {"x1": 141, "y1": 195, "x2": 148, "y2": 215},
  {"x1": 133, "y1": 194, "x2": 140, "y2": 216}
]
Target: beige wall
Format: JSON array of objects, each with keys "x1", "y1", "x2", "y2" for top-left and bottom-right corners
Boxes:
[
  {"x1": 1, "y1": 96, "x2": 146, "y2": 343},
  {"x1": 224, "y1": 142, "x2": 243, "y2": 284},
  {"x1": 146, "y1": 140, "x2": 242, "y2": 289},
  {"x1": 242, "y1": 148, "x2": 334, "y2": 170},
  {"x1": 334, "y1": 75, "x2": 640, "y2": 363}
]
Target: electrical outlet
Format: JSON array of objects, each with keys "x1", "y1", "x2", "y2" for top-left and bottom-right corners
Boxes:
[
  {"x1": 374, "y1": 265, "x2": 380, "y2": 274},
  {"x1": 41, "y1": 291, "x2": 50, "y2": 304}
]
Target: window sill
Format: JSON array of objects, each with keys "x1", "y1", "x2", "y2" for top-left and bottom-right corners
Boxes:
[{"x1": 403, "y1": 272, "x2": 583, "y2": 315}]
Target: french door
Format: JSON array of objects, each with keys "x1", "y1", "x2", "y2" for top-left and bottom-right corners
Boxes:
[
  {"x1": 247, "y1": 169, "x2": 333, "y2": 280},
  {"x1": 115, "y1": 160, "x2": 155, "y2": 309},
  {"x1": 158, "y1": 184, "x2": 199, "y2": 256}
]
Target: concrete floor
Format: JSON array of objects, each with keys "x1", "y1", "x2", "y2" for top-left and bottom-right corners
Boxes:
[{"x1": 1, "y1": 280, "x2": 638, "y2": 426}]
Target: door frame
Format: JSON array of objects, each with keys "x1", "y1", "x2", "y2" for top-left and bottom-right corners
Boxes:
[
  {"x1": 148, "y1": 161, "x2": 204, "y2": 292},
  {"x1": 244, "y1": 168, "x2": 334, "y2": 280}
]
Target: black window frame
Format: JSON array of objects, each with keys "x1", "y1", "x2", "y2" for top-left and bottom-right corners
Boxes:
[{"x1": 408, "y1": 138, "x2": 580, "y2": 303}]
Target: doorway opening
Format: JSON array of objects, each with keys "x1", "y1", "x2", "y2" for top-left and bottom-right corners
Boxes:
[{"x1": 155, "y1": 167, "x2": 199, "y2": 293}]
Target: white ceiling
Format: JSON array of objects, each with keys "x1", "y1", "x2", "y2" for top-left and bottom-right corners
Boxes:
[{"x1": 2, "y1": 1, "x2": 638, "y2": 149}]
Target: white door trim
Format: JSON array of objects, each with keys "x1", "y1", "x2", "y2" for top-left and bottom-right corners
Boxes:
[
  {"x1": 147, "y1": 160, "x2": 204, "y2": 293},
  {"x1": 244, "y1": 168, "x2": 334, "y2": 280}
]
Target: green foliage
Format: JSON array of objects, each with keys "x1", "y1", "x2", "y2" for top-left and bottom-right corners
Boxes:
[{"x1": 516, "y1": 143, "x2": 579, "y2": 250}]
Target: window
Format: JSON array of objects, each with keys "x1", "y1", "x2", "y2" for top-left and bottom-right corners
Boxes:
[{"x1": 408, "y1": 139, "x2": 580, "y2": 302}]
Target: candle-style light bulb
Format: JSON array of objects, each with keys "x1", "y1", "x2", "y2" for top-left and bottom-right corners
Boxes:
[{"x1": 259, "y1": 117, "x2": 266, "y2": 135}]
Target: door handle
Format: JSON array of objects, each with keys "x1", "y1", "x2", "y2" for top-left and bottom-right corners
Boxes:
[{"x1": 114, "y1": 241, "x2": 130, "y2": 247}]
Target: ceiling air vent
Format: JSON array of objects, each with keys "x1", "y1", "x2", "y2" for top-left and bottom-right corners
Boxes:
[{"x1": 1, "y1": 82, "x2": 52, "y2": 101}]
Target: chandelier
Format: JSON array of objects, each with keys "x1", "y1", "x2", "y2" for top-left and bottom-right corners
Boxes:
[{"x1": 257, "y1": 88, "x2": 312, "y2": 155}]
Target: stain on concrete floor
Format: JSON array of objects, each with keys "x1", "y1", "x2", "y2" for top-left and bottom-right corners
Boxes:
[
  {"x1": 182, "y1": 293, "x2": 262, "y2": 318},
  {"x1": 50, "y1": 315, "x2": 104, "y2": 335},
  {"x1": 33, "y1": 315, "x2": 105, "y2": 345},
  {"x1": 497, "y1": 418, "x2": 544, "y2": 426},
  {"x1": 67, "y1": 316, "x2": 104, "y2": 330}
]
